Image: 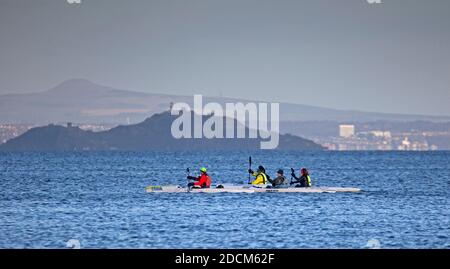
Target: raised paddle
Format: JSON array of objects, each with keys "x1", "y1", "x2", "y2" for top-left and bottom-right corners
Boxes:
[
  {"x1": 290, "y1": 167, "x2": 295, "y2": 185},
  {"x1": 248, "y1": 156, "x2": 252, "y2": 184}
]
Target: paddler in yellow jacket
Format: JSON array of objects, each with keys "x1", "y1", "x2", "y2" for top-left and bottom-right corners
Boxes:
[{"x1": 248, "y1": 165, "x2": 268, "y2": 185}]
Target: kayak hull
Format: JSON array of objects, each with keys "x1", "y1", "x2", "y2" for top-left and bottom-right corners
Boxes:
[{"x1": 146, "y1": 184, "x2": 361, "y2": 193}]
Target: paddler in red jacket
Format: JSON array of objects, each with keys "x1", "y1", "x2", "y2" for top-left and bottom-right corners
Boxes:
[{"x1": 187, "y1": 167, "x2": 212, "y2": 189}]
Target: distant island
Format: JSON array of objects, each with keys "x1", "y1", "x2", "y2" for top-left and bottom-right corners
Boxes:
[
  {"x1": 0, "y1": 112, "x2": 324, "y2": 151},
  {"x1": 2, "y1": 79, "x2": 448, "y2": 150}
]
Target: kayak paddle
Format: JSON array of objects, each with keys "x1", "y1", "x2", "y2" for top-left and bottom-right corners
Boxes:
[
  {"x1": 290, "y1": 167, "x2": 295, "y2": 185},
  {"x1": 248, "y1": 156, "x2": 252, "y2": 184}
]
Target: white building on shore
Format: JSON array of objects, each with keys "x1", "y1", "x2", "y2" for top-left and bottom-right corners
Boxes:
[{"x1": 339, "y1": 124, "x2": 355, "y2": 138}]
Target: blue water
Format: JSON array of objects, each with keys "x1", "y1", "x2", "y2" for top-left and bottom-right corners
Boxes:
[{"x1": 0, "y1": 151, "x2": 449, "y2": 249}]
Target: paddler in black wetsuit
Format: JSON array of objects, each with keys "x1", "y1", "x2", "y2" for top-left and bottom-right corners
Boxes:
[{"x1": 290, "y1": 168, "x2": 312, "y2": 187}]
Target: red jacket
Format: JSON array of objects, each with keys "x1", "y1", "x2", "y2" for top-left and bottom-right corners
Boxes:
[{"x1": 194, "y1": 173, "x2": 211, "y2": 188}]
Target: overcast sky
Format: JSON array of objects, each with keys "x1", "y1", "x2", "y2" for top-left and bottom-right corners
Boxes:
[{"x1": 0, "y1": 0, "x2": 449, "y2": 116}]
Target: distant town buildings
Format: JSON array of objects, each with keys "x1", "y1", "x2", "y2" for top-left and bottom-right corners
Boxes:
[
  {"x1": 367, "y1": 130, "x2": 391, "y2": 139},
  {"x1": 0, "y1": 121, "x2": 447, "y2": 151},
  {"x1": 339, "y1": 124, "x2": 355, "y2": 138},
  {"x1": 398, "y1": 137, "x2": 410, "y2": 150},
  {"x1": 0, "y1": 123, "x2": 116, "y2": 144},
  {"x1": 0, "y1": 124, "x2": 33, "y2": 144},
  {"x1": 396, "y1": 137, "x2": 432, "y2": 151},
  {"x1": 314, "y1": 126, "x2": 441, "y2": 151},
  {"x1": 78, "y1": 124, "x2": 116, "y2": 132}
]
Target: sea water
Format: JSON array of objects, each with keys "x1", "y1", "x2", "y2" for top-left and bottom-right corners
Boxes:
[{"x1": 0, "y1": 151, "x2": 448, "y2": 248}]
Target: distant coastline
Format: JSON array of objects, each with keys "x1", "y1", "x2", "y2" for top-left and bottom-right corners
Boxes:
[{"x1": 0, "y1": 112, "x2": 324, "y2": 152}]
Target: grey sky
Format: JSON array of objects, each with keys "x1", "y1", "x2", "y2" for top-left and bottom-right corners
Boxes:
[{"x1": 0, "y1": 0, "x2": 449, "y2": 116}]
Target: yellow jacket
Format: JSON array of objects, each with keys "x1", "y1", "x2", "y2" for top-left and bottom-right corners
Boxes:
[{"x1": 251, "y1": 172, "x2": 268, "y2": 185}]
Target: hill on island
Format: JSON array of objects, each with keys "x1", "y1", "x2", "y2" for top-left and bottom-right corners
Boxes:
[{"x1": 0, "y1": 111, "x2": 324, "y2": 151}]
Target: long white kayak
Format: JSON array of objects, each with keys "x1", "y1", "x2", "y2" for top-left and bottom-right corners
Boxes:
[{"x1": 146, "y1": 184, "x2": 361, "y2": 193}]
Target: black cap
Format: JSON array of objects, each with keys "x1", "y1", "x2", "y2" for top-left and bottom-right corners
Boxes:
[
  {"x1": 258, "y1": 165, "x2": 265, "y2": 172},
  {"x1": 277, "y1": 169, "x2": 284, "y2": 174}
]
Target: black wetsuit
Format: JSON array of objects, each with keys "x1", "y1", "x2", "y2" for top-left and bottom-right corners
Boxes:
[{"x1": 290, "y1": 174, "x2": 308, "y2": 187}]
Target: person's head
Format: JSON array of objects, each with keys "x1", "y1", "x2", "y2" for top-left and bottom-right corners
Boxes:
[
  {"x1": 301, "y1": 168, "x2": 308, "y2": 176},
  {"x1": 257, "y1": 165, "x2": 265, "y2": 173},
  {"x1": 277, "y1": 169, "x2": 284, "y2": 177},
  {"x1": 200, "y1": 167, "x2": 207, "y2": 174}
]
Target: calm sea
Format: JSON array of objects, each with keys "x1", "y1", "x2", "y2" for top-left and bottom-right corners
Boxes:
[{"x1": 0, "y1": 151, "x2": 449, "y2": 248}]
